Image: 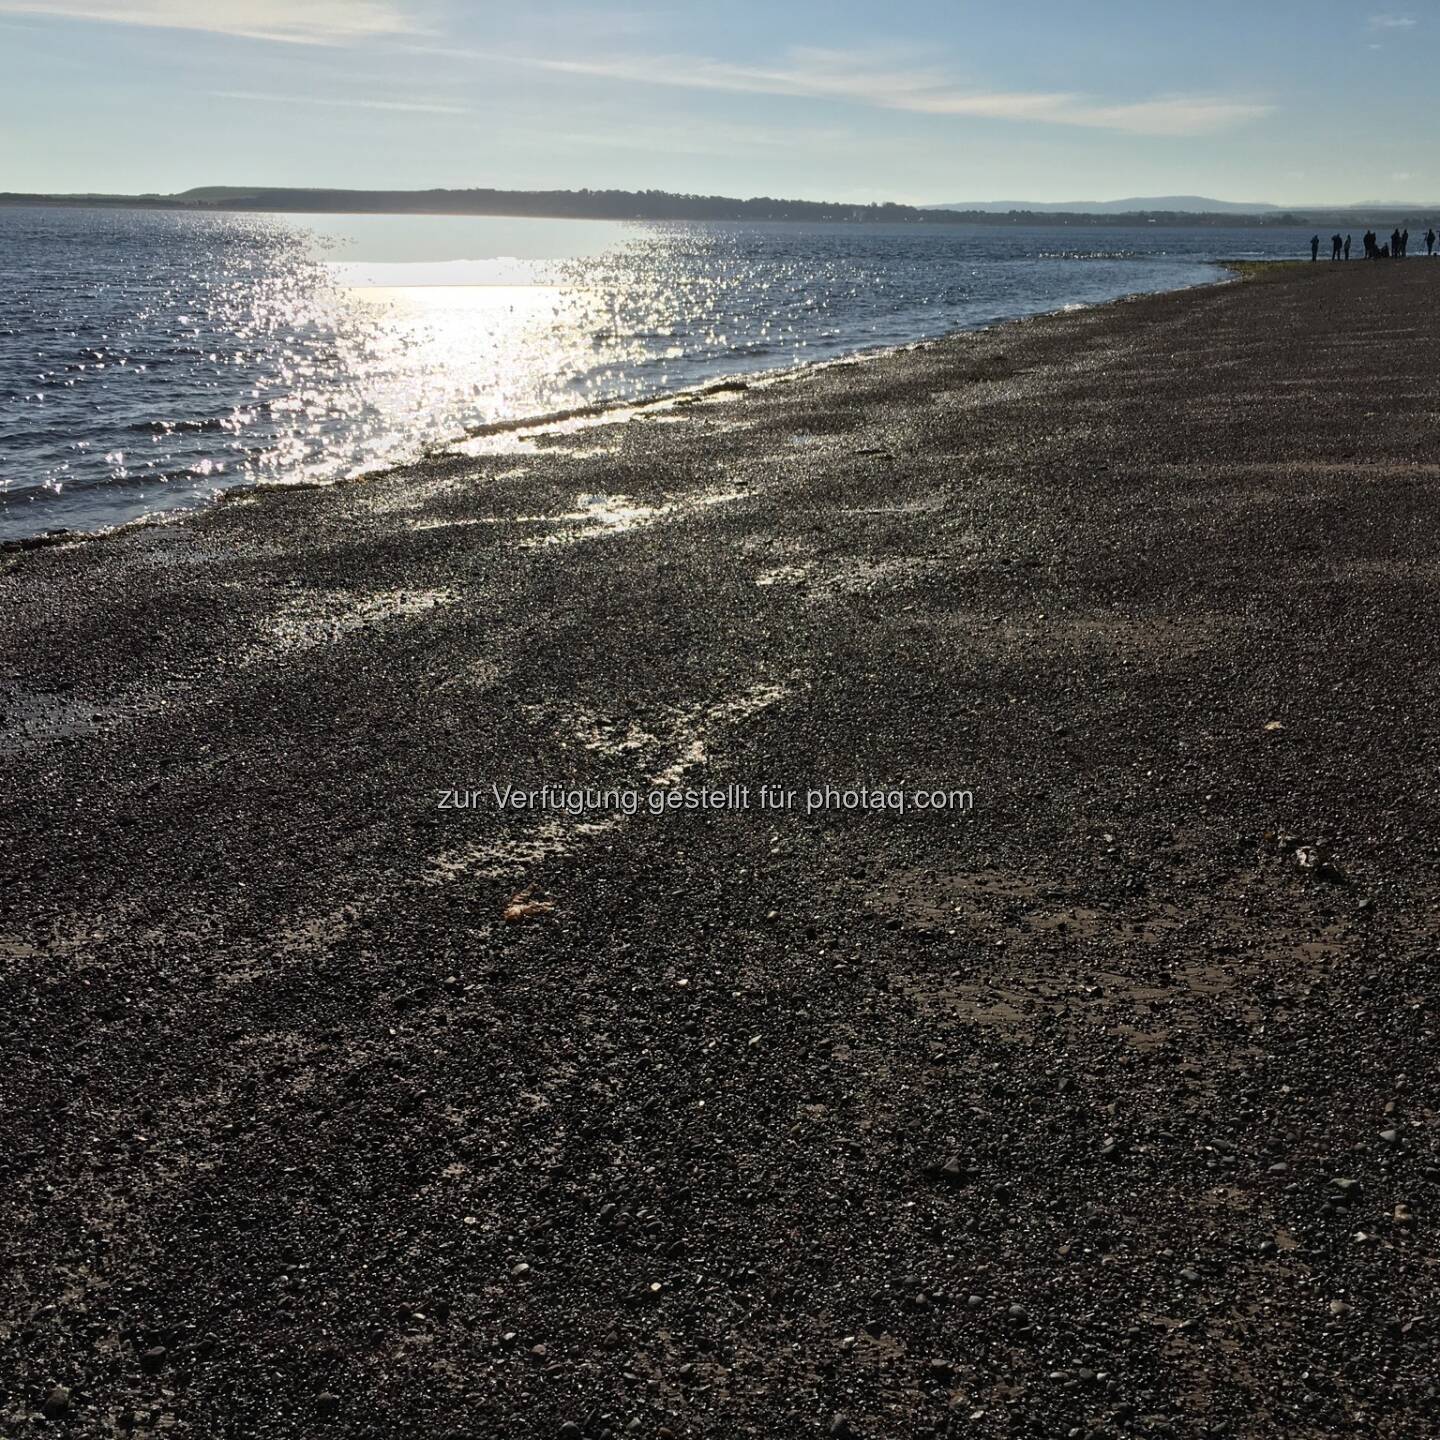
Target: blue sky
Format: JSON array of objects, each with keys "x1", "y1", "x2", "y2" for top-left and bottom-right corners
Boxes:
[{"x1": 0, "y1": 1, "x2": 1432, "y2": 203}]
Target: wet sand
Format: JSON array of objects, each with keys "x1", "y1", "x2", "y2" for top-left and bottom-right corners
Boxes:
[{"x1": 4, "y1": 261, "x2": 1440, "y2": 1438}]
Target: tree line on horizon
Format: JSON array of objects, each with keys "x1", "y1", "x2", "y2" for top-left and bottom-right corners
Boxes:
[{"x1": 0, "y1": 184, "x2": 1399, "y2": 229}]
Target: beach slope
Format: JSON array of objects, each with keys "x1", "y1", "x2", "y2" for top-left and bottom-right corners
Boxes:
[{"x1": 3, "y1": 263, "x2": 1440, "y2": 1438}]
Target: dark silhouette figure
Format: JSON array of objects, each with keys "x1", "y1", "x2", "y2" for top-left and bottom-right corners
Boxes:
[
  {"x1": 1392, "y1": 228, "x2": 1404, "y2": 259},
  {"x1": 1382, "y1": 243, "x2": 1392, "y2": 258},
  {"x1": 1402, "y1": 228, "x2": 1410, "y2": 257},
  {"x1": 1428, "y1": 228, "x2": 1436, "y2": 257},
  {"x1": 1331, "y1": 233, "x2": 1343, "y2": 260},
  {"x1": 1344, "y1": 235, "x2": 1352, "y2": 260},
  {"x1": 1363, "y1": 230, "x2": 1375, "y2": 258},
  {"x1": 1311, "y1": 235, "x2": 1320, "y2": 261}
]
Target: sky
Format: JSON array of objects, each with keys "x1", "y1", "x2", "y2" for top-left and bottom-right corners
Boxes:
[{"x1": 0, "y1": 1, "x2": 1434, "y2": 204}]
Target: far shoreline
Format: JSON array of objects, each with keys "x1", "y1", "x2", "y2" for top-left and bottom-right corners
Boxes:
[{"x1": 0, "y1": 193, "x2": 1331, "y2": 229}]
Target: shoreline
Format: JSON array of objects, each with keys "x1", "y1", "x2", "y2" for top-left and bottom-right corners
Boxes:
[
  {"x1": 5, "y1": 262, "x2": 1439, "y2": 1437},
  {"x1": 0, "y1": 260, "x2": 1240, "y2": 555}
]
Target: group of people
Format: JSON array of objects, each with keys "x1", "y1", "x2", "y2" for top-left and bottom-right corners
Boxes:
[{"x1": 1311, "y1": 227, "x2": 1437, "y2": 260}]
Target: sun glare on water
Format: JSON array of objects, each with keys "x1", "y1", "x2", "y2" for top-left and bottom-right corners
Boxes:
[{"x1": 338, "y1": 281, "x2": 606, "y2": 452}]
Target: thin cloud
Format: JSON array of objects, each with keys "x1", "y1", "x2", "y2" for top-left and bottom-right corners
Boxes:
[
  {"x1": 0, "y1": 0, "x2": 415, "y2": 44},
  {"x1": 1369, "y1": 13, "x2": 1418, "y2": 28},
  {"x1": 216, "y1": 91, "x2": 467, "y2": 116},
  {"x1": 552, "y1": 118, "x2": 856, "y2": 159},
  {"x1": 453, "y1": 44, "x2": 1272, "y2": 138}
]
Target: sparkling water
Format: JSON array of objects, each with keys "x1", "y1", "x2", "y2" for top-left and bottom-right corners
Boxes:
[{"x1": 0, "y1": 206, "x2": 1311, "y2": 539}]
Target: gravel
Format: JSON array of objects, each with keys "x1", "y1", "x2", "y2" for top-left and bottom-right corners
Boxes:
[{"x1": 2, "y1": 262, "x2": 1439, "y2": 1437}]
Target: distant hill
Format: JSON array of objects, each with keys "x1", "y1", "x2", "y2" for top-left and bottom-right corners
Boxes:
[
  {"x1": 173, "y1": 186, "x2": 289, "y2": 202},
  {"x1": 1, "y1": 184, "x2": 1429, "y2": 229},
  {"x1": 933, "y1": 195, "x2": 1440, "y2": 219},
  {"x1": 931, "y1": 196, "x2": 1283, "y2": 215}
]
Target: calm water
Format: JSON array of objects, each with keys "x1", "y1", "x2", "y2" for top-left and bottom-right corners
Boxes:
[{"x1": 0, "y1": 207, "x2": 1312, "y2": 539}]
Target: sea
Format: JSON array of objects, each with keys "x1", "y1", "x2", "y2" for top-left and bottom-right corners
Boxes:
[{"x1": 0, "y1": 205, "x2": 1314, "y2": 540}]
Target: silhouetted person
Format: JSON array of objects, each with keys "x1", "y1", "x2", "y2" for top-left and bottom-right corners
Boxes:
[
  {"x1": 1428, "y1": 228, "x2": 1436, "y2": 256},
  {"x1": 1311, "y1": 235, "x2": 1320, "y2": 261},
  {"x1": 1392, "y1": 228, "x2": 1403, "y2": 258},
  {"x1": 1403, "y1": 228, "x2": 1410, "y2": 257},
  {"x1": 1344, "y1": 235, "x2": 1352, "y2": 260},
  {"x1": 1331, "y1": 234, "x2": 1343, "y2": 260},
  {"x1": 1382, "y1": 242, "x2": 1392, "y2": 258}
]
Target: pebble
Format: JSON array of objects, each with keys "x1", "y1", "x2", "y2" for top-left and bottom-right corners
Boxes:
[{"x1": 42, "y1": 1386, "x2": 71, "y2": 1419}]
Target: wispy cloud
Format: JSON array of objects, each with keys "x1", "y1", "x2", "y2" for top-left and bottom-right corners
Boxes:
[
  {"x1": 216, "y1": 90, "x2": 467, "y2": 116},
  {"x1": 553, "y1": 118, "x2": 856, "y2": 159},
  {"x1": 1369, "y1": 13, "x2": 1418, "y2": 28},
  {"x1": 454, "y1": 44, "x2": 1272, "y2": 137},
  {"x1": 0, "y1": 0, "x2": 414, "y2": 45}
]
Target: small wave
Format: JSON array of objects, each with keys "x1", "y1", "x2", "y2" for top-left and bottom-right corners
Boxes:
[
  {"x1": 1038, "y1": 250, "x2": 1143, "y2": 262},
  {"x1": 125, "y1": 415, "x2": 234, "y2": 435}
]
